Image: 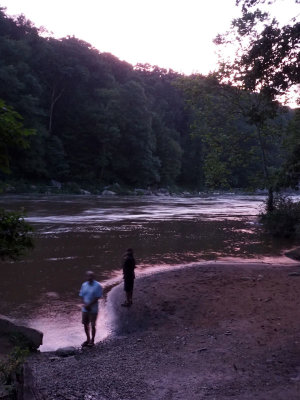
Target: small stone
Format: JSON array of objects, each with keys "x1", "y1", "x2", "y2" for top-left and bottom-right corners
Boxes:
[
  {"x1": 45, "y1": 291, "x2": 60, "y2": 299},
  {"x1": 241, "y1": 276, "x2": 252, "y2": 281}
]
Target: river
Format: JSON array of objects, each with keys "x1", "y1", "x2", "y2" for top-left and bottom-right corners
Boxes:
[{"x1": 0, "y1": 194, "x2": 297, "y2": 350}]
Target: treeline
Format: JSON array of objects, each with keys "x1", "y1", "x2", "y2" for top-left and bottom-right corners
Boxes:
[{"x1": 0, "y1": 8, "x2": 298, "y2": 191}]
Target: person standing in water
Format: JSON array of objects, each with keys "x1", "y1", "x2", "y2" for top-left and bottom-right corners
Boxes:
[
  {"x1": 79, "y1": 271, "x2": 103, "y2": 347},
  {"x1": 122, "y1": 248, "x2": 136, "y2": 307}
]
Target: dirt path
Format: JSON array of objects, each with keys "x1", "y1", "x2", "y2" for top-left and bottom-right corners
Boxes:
[{"x1": 29, "y1": 262, "x2": 300, "y2": 399}]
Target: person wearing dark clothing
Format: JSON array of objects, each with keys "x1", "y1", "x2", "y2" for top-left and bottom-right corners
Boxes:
[{"x1": 122, "y1": 248, "x2": 136, "y2": 307}]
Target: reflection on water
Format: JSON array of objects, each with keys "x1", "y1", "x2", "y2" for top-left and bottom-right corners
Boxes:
[{"x1": 0, "y1": 194, "x2": 298, "y2": 350}]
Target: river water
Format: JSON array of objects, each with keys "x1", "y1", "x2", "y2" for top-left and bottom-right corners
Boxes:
[{"x1": 0, "y1": 194, "x2": 297, "y2": 350}]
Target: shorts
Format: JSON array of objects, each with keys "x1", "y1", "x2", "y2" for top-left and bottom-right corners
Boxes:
[
  {"x1": 82, "y1": 311, "x2": 98, "y2": 325},
  {"x1": 124, "y1": 278, "x2": 134, "y2": 292}
]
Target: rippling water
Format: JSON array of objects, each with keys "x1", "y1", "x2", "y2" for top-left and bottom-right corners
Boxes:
[{"x1": 0, "y1": 194, "x2": 298, "y2": 350}]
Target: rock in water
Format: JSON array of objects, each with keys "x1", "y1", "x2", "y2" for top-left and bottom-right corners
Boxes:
[
  {"x1": 102, "y1": 190, "x2": 116, "y2": 196},
  {"x1": 0, "y1": 317, "x2": 43, "y2": 350}
]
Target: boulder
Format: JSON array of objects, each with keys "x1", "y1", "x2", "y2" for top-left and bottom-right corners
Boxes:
[
  {"x1": 4, "y1": 185, "x2": 16, "y2": 193},
  {"x1": 285, "y1": 247, "x2": 300, "y2": 261},
  {"x1": 102, "y1": 190, "x2": 116, "y2": 196},
  {"x1": 158, "y1": 188, "x2": 169, "y2": 194},
  {"x1": 0, "y1": 317, "x2": 43, "y2": 350},
  {"x1": 79, "y1": 189, "x2": 91, "y2": 195},
  {"x1": 50, "y1": 180, "x2": 62, "y2": 189},
  {"x1": 55, "y1": 346, "x2": 77, "y2": 357},
  {"x1": 134, "y1": 188, "x2": 146, "y2": 195},
  {"x1": 0, "y1": 385, "x2": 11, "y2": 400}
]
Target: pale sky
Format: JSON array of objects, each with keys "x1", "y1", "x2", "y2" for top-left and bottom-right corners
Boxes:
[{"x1": 1, "y1": 0, "x2": 299, "y2": 75}]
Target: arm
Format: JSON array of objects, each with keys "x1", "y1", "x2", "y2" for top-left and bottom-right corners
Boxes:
[{"x1": 85, "y1": 297, "x2": 100, "y2": 308}]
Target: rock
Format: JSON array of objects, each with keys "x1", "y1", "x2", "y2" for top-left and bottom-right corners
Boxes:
[
  {"x1": 134, "y1": 188, "x2": 146, "y2": 195},
  {"x1": 157, "y1": 188, "x2": 169, "y2": 195},
  {"x1": 197, "y1": 348, "x2": 207, "y2": 352},
  {"x1": 102, "y1": 190, "x2": 116, "y2": 196},
  {"x1": 264, "y1": 297, "x2": 272, "y2": 302},
  {"x1": 49, "y1": 356, "x2": 61, "y2": 361},
  {"x1": 255, "y1": 189, "x2": 268, "y2": 194},
  {"x1": 22, "y1": 362, "x2": 44, "y2": 400},
  {"x1": 110, "y1": 183, "x2": 121, "y2": 193},
  {"x1": 0, "y1": 385, "x2": 12, "y2": 400},
  {"x1": 56, "y1": 346, "x2": 77, "y2": 357},
  {"x1": 50, "y1": 179, "x2": 62, "y2": 189},
  {"x1": 288, "y1": 272, "x2": 300, "y2": 277},
  {"x1": 45, "y1": 291, "x2": 59, "y2": 299},
  {"x1": 4, "y1": 185, "x2": 16, "y2": 193},
  {"x1": 0, "y1": 317, "x2": 43, "y2": 350},
  {"x1": 80, "y1": 189, "x2": 91, "y2": 195},
  {"x1": 285, "y1": 247, "x2": 300, "y2": 261}
]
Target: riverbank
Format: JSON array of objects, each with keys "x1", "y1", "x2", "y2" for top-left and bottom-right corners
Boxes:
[
  {"x1": 0, "y1": 179, "x2": 276, "y2": 196},
  {"x1": 27, "y1": 261, "x2": 300, "y2": 400}
]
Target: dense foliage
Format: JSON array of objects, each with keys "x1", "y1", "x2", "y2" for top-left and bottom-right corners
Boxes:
[
  {"x1": 0, "y1": 208, "x2": 33, "y2": 260},
  {"x1": 215, "y1": 0, "x2": 300, "y2": 236},
  {"x1": 0, "y1": 98, "x2": 34, "y2": 173},
  {"x1": 259, "y1": 196, "x2": 300, "y2": 237},
  {"x1": 214, "y1": 0, "x2": 300, "y2": 192},
  {"x1": 0, "y1": 7, "x2": 298, "y2": 191},
  {"x1": 0, "y1": 97, "x2": 34, "y2": 260}
]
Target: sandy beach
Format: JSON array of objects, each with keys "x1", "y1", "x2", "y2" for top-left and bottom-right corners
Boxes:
[{"x1": 28, "y1": 261, "x2": 300, "y2": 400}]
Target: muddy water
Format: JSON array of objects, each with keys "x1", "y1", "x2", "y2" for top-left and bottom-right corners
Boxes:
[{"x1": 0, "y1": 194, "x2": 297, "y2": 350}]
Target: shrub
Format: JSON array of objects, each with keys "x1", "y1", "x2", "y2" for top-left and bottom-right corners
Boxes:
[
  {"x1": 0, "y1": 209, "x2": 34, "y2": 260},
  {"x1": 0, "y1": 346, "x2": 29, "y2": 385},
  {"x1": 259, "y1": 196, "x2": 300, "y2": 238}
]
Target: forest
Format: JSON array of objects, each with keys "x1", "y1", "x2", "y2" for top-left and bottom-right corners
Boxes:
[{"x1": 0, "y1": 6, "x2": 299, "y2": 192}]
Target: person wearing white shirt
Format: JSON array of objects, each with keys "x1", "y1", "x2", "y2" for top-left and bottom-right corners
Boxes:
[{"x1": 79, "y1": 271, "x2": 103, "y2": 347}]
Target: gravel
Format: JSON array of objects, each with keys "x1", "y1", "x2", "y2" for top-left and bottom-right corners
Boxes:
[{"x1": 28, "y1": 263, "x2": 300, "y2": 400}]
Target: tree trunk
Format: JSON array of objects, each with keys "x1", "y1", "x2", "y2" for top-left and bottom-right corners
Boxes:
[
  {"x1": 266, "y1": 187, "x2": 274, "y2": 213},
  {"x1": 48, "y1": 86, "x2": 64, "y2": 134},
  {"x1": 257, "y1": 126, "x2": 274, "y2": 212}
]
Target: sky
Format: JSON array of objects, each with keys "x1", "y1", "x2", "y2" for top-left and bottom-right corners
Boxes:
[{"x1": 1, "y1": 0, "x2": 299, "y2": 75}]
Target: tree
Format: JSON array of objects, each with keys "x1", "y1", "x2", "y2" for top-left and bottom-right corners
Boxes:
[
  {"x1": 215, "y1": 0, "x2": 300, "y2": 103},
  {"x1": 279, "y1": 109, "x2": 300, "y2": 189},
  {"x1": 176, "y1": 75, "x2": 286, "y2": 190},
  {"x1": 214, "y1": 0, "x2": 299, "y2": 205},
  {"x1": 0, "y1": 99, "x2": 34, "y2": 260},
  {"x1": 0, "y1": 99, "x2": 34, "y2": 173},
  {"x1": 0, "y1": 6, "x2": 294, "y2": 191},
  {"x1": 111, "y1": 80, "x2": 160, "y2": 186}
]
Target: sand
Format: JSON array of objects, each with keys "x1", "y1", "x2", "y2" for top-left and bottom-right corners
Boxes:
[{"x1": 28, "y1": 261, "x2": 300, "y2": 399}]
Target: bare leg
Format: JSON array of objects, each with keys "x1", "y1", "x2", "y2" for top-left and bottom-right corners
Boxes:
[
  {"x1": 125, "y1": 291, "x2": 133, "y2": 306},
  {"x1": 91, "y1": 324, "x2": 96, "y2": 344},
  {"x1": 126, "y1": 291, "x2": 131, "y2": 304},
  {"x1": 84, "y1": 323, "x2": 91, "y2": 343}
]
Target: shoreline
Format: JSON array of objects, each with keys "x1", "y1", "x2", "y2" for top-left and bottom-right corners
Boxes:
[{"x1": 27, "y1": 260, "x2": 300, "y2": 399}]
